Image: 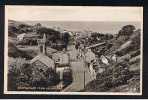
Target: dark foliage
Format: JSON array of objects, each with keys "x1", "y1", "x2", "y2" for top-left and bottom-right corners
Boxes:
[
  {"x1": 118, "y1": 25, "x2": 135, "y2": 36},
  {"x1": 83, "y1": 25, "x2": 141, "y2": 92},
  {"x1": 8, "y1": 41, "x2": 33, "y2": 59},
  {"x1": 8, "y1": 62, "x2": 60, "y2": 91},
  {"x1": 37, "y1": 27, "x2": 60, "y2": 40},
  {"x1": 8, "y1": 63, "x2": 32, "y2": 91},
  {"x1": 8, "y1": 26, "x2": 18, "y2": 37}
]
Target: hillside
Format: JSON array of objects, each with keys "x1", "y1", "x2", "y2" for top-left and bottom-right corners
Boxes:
[
  {"x1": 8, "y1": 20, "x2": 30, "y2": 37},
  {"x1": 8, "y1": 41, "x2": 37, "y2": 59},
  {"x1": 8, "y1": 20, "x2": 62, "y2": 58},
  {"x1": 82, "y1": 25, "x2": 141, "y2": 92}
]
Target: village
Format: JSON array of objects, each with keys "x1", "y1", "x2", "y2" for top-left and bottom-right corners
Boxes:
[{"x1": 8, "y1": 20, "x2": 141, "y2": 92}]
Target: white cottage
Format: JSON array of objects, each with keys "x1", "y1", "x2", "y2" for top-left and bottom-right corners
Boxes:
[{"x1": 17, "y1": 33, "x2": 26, "y2": 41}]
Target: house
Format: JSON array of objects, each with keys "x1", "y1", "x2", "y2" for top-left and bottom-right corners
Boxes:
[
  {"x1": 30, "y1": 34, "x2": 55, "y2": 72},
  {"x1": 30, "y1": 54, "x2": 55, "y2": 71},
  {"x1": 17, "y1": 33, "x2": 26, "y2": 41},
  {"x1": 17, "y1": 33, "x2": 40, "y2": 41},
  {"x1": 52, "y1": 50, "x2": 70, "y2": 80}
]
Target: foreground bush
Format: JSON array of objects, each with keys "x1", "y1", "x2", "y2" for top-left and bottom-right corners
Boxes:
[{"x1": 8, "y1": 61, "x2": 60, "y2": 91}]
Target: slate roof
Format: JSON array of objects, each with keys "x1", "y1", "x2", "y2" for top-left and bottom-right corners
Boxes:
[{"x1": 30, "y1": 54, "x2": 55, "y2": 69}]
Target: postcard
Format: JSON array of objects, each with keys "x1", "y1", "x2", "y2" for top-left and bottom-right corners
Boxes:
[{"x1": 4, "y1": 6, "x2": 143, "y2": 95}]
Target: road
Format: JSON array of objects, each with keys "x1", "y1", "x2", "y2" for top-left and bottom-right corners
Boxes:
[{"x1": 62, "y1": 45, "x2": 94, "y2": 92}]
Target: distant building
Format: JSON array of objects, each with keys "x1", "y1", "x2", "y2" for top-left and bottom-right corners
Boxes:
[
  {"x1": 17, "y1": 33, "x2": 40, "y2": 41},
  {"x1": 17, "y1": 33, "x2": 27, "y2": 41}
]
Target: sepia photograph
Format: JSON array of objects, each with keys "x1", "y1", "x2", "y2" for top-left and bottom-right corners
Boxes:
[{"x1": 4, "y1": 6, "x2": 143, "y2": 95}]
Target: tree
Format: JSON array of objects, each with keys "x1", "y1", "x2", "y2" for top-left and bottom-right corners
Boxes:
[
  {"x1": 37, "y1": 27, "x2": 61, "y2": 43},
  {"x1": 34, "y1": 23, "x2": 42, "y2": 31},
  {"x1": 122, "y1": 25, "x2": 135, "y2": 33},
  {"x1": 118, "y1": 25, "x2": 136, "y2": 36},
  {"x1": 8, "y1": 26, "x2": 18, "y2": 37},
  {"x1": 37, "y1": 27, "x2": 59, "y2": 36},
  {"x1": 35, "y1": 23, "x2": 42, "y2": 27},
  {"x1": 18, "y1": 24, "x2": 32, "y2": 33}
]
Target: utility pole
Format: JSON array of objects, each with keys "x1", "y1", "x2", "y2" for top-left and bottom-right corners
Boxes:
[{"x1": 84, "y1": 71, "x2": 85, "y2": 89}]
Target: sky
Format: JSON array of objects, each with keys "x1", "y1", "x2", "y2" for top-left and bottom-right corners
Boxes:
[{"x1": 6, "y1": 6, "x2": 143, "y2": 22}]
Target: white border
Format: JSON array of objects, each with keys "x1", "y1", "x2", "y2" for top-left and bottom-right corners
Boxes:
[{"x1": 4, "y1": 5, "x2": 143, "y2": 95}]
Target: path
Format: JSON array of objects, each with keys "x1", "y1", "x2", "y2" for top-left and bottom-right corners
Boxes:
[{"x1": 62, "y1": 45, "x2": 94, "y2": 92}]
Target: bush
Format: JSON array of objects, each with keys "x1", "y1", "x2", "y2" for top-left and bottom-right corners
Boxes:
[
  {"x1": 8, "y1": 60, "x2": 60, "y2": 91},
  {"x1": 30, "y1": 67, "x2": 60, "y2": 87},
  {"x1": 8, "y1": 61, "x2": 31, "y2": 90}
]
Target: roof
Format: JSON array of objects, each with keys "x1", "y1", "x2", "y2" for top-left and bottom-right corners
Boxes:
[
  {"x1": 17, "y1": 33, "x2": 40, "y2": 38},
  {"x1": 30, "y1": 54, "x2": 55, "y2": 68},
  {"x1": 86, "y1": 42, "x2": 106, "y2": 49},
  {"x1": 17, "y1": 33, "x2": 26, "y2": 38}
]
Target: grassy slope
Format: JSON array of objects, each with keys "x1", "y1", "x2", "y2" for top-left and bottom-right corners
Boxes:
[
  {"x1": 8, "y1": 40, "x2": 37, "y2": 60},
  {"x1": 83, "y1": 30, "x2": 141, "y2": 92}
]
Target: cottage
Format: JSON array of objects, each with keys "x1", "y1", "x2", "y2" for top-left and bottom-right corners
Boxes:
[
  {"x1": 17, "y1": 32, "x2": 40, "y2": 41},
  {"x1": 30, "y1": 34, "x2": 55, "y2": 71},
  {"x1": 17, "y1": 33, "x2": 26, "y2": 41},
  {"x1": 52, "y1": 50, "x2": 70, "y2": 80},
  {"x1": 30, "y1": 54, "x2": 55, "y2": 71}
]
